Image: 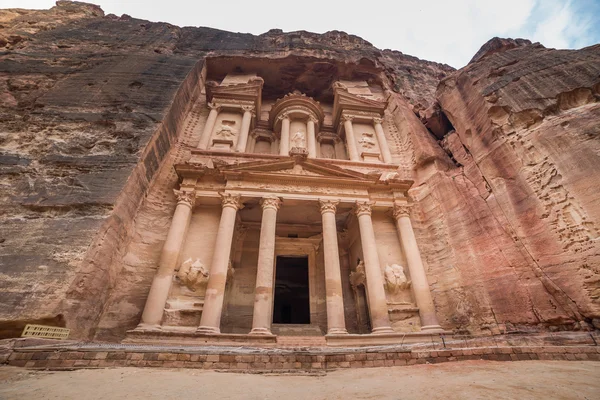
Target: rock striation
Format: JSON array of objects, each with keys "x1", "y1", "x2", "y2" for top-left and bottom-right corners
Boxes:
[{"x1": 0, "y1": 1, "x2": 598, "y2": 340}]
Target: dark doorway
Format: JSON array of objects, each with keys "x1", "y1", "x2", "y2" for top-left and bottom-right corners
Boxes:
[{"x1": 273, "y1": 256, "x2": 310, "y2": 324}]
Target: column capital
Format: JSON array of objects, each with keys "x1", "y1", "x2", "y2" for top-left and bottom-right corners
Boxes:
[
  {"x1": 354, "y1": 200, "x2": 374, "y2": 217},
  {"x1": 220, "y1": 193, "x2": 243, "y2": 210},
  {"x1": 260, "y1": 196, "x2": 282, "y2": 211},
  {"x1": 241, "y1": 104, "x2": 255, "y2": 113},
  {"x1": 174, "y1": 189, "x2": 195, "y2": 207},
  {"x1": 372, "y1": 116, "x2": 384, "y2": 125},
  {"x1": 308, "y1": 115, "x2": 319, "y2": 123},
  {"x1": 208, "y1": 102, "x2": 221, "y2": 111},
  {"x1": 392, "y1": 204, "x2": 412, "y2": 219},
  {"x1": 319, "y1": 199, "x2": 339, "y2": 214},
  {"x1": 342, "y1": 114, "x2": 354, "y2": 123},
  {"x1": 277, "y1": 112, "x2": 290, "y2": 121}
]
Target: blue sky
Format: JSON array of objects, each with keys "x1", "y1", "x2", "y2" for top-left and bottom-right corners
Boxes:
[{"x1": 4, "y1": 0, "x2": 600, "y2": 68}]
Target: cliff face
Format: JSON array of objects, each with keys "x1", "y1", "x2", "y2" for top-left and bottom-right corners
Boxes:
[
  {"x1": 414, "y1": 38, "x2": 600, "y2": 333},
  {"x1": 0, "y1": 2, "x2": 598, "y2": 339}
]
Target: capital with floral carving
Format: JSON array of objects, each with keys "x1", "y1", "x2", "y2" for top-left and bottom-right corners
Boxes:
[
  {"x1": 392, "y1": 204, "x2": 412, "y2": 219},
  {"x1": 260, "y1": 196, "x2": 282, "y2": 211},
  {"x1": 241, "y1": 105, "x2": 255, "y2": 113},
  {"x1": 174, "y1": 189, "x2": 196, "y2": 207},
  {"x1": 220, "y1": 193, "x2": 243, "y2": 210},
  {"x1": 342, "y1": 114, "x2": 354, "y2": 123},
  {"x1": 372, "y1": 116, "x2": 384, "y2": 125},
  {"x1": 319, "y1": 199, "x2": 339, "y2": 215},
  {"x1": 308, "y1": 115, "x2": 319, "y2": 124},
  {"x1": 277, "y1": 112, "x2": 290, "y2": 121},
  {"x1": 353, "y1": 201, "x2": 374, "y2": 217},
  {"x1": 208, "y1": 102, "x2": 221, "y2": 111}
]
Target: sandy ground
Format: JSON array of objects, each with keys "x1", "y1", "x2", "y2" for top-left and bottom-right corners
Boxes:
[{"x1": 0, "y1": 361, "x2": 598, "y2": 400}]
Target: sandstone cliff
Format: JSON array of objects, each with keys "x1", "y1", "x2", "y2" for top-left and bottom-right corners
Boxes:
[{"x1": 0, "y1": 1, "x2": 598, "y2": 339}]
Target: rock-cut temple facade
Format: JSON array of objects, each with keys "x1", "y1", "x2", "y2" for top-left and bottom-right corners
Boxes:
[{"x1": 127, "y1": 71, "x2": 446, "y2": 346}]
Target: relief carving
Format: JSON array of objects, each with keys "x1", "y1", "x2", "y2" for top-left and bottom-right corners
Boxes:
[
  {"x1": 384, "y1": 264, "x2": 411, "y2": 294},
  {"x1": 292, "y1": 130, "x2": 306, "y2": 148},
  {"x1": 358, "y1": 132, "x2": 376, "y2": 149},
  {"x1": 177, "y1": 258, "x2": 209, "y2": 292},
  {"x1": 215, "y1": 120, "x2": 238, "y2": 138},
  {"x1": 350, "y1": 261, "x2": 366, "y2": 288}
]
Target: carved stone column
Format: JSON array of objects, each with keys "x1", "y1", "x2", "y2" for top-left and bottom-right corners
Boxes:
[
  {"x1": 249, "y1": 196, "x2": 281, "y2": 335},
  {"x1": 373, "y1": 117, "x2": 392, "y2": 163},
  {"x1": 236, "y1": 105, "x2": 254, "y2": 152},
  {"x1": 247, "y1": 132, "x2": 257, "y2": 153},
  {"x1": 279, "y1": 114, "x2": 290, "y2": 156},
  {"x1": 343, "y1": 114, "x2": 360, "y2": 162},
  {"x1": 137, "y1": 190, "x2": 195, "y2": 329},
  {"x1": 307, "y1": 116, "x2": 317, "y2": 158},
  {"x1": 393, "y1": 205, "x2": 443, "y2": 331},
  {"x1": 319, "y1": 200, "x2": 348, "y2": 335},
  {"x1": 198, "y1": 103, "x2": 220, "y2": 150},
  {"x1": 354, "y1": 201, "x2": 394, "y2": 334},
  {"x1": 197, "y1": 193, "x2": 243, "y2": 334}
]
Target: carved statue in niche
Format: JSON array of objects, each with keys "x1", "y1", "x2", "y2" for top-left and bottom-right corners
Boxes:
[
  {"x1": 350, "y1": 260, "x2": 366, "y2": 289},
  {"x1": 177, "y1": 258, "x2": 209, "y2": 292},
  {"x1": 292, "y1": 130, "x2": 305, "y2": 148},
  {"x1": 384, "y1": 263, "x2": 411, "y2": 294},
  {"x1": 215, "y1": 120, "x2": 237, "y2": 138},
  {"x1": 359, "y1": 132, "x2": 376, "y2": 149}
]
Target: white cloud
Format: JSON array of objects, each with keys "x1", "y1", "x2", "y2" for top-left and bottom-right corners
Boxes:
[{"x1": 2, "y1": 0, "x2": 599, "y2": 68}]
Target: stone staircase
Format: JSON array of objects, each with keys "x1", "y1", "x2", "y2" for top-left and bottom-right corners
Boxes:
[
  {"x1": 272, "y1": 324, "x2": 327, "y2": 347},
  {"x1": 276, "y1": 335, "x2": 327, "y2": 348}
]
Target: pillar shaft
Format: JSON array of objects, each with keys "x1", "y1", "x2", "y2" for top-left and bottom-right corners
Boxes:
[
  {"x1": 393, "y1": 206, "x2": 443, "y2": 331},
  {"x1": 373, "y1": 117, "x2": 392, "y2": 163},
  {"x1": 320, "y1": 200, "x2": 348, "y2": 335},
  {"x1": 198, "y1": 104, "x2": 219, "y2": 150},
  {"x1": 236, "y1": 106, "x2": 253, "y2": 152},
  {"x1": 355, "y1": 202, "x2": 394, "y2": 334},
  {"x1": 249, "y1": 197, "x2": 281, "y2": 335},
  {"x1": 307, "y1": 118, "x2": 317, "y2": 158},
  {"x1": 197, "y1": 194, "x2": 242, "y2": 334},
  {"x1": 279, "y1": 115, "x2": 290, "y2": 156},
  {"x1": 343, "y1": 115, "x2": 360, "y2": 161},
  {"x1": 138, "y1": 191, "x2": 195, "y2": 329}
]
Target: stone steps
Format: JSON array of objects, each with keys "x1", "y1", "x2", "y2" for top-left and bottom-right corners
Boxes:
[{"x1": 276, "y1": 335, "x2": 327, "y2": 348}]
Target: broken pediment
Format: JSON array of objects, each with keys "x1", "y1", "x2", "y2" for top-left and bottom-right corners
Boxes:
[{"x1": 332, "y1": 84, "x2": 387, "y2": 126}]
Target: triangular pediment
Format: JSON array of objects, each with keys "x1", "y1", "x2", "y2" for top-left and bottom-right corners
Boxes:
[
  {"x1": 206, "y1": 79, "x2": 264, "y2": 111},
  {"x1": 332, "y1": 88, "x2": 387, "y2": 127},
  {"x1": 220, "y1": 158, "x2": 375, "y2": 181}
]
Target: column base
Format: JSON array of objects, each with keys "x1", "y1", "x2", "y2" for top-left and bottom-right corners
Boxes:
[
  {"x1": 420, "y1": 325, "x2": 445, "y2": 333},
  {"x1": 326, "y1": 328, "x2": 349, "y2": 335},
  {"x1": 134, "y1": 323, "x2": 162, "y2": 331},
  {"x1": 371, "y1": 326, "x2": 395, "y2": 335},
  {"x1": 196, "y1": 326, "x2": 220, "y2": 334},
  {"x1": 248, "y1": 327, "x2": 273, "y2": 336}
]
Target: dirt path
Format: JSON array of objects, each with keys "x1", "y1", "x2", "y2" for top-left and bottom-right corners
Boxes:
[{"x1": 1, "y1": 361, "x2": 598, "y2": 400}]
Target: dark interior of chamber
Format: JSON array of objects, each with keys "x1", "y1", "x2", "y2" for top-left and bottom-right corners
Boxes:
[{"x1": 273, "y1": 256, "x2": 310, "y2": 324}]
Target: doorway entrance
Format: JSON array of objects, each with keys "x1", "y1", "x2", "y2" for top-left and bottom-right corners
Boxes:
[{"x1": 273, "y1": 256, "x2": 310, "y2": 324}]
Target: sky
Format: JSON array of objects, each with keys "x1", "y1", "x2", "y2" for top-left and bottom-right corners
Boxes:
[{"x1": 3, "y1": 0, "x2": 600, "y2": 68}]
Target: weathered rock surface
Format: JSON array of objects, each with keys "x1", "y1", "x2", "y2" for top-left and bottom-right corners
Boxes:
[
  {"x1": 414, "y1": 38, "x2": 600, "y2": 333},
  {"x1": 0, "y1": 2, "x2": 598, "y2": 340}
]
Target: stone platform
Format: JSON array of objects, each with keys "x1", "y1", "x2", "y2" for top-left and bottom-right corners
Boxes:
[{"x1": 2, "y1": 332, "x2": 598, "y2": 371}]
